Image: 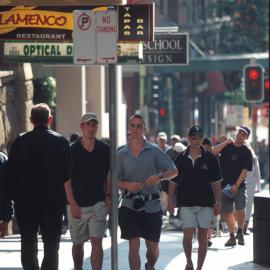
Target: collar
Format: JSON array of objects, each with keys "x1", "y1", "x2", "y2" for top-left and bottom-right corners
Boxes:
[
  {"x1": 122, "y1": 140, "x2": 152, "y2": 153},
  {"x1": 183, "y1": 145, "x2": 207, "y2": 158},
  {"x1": 33, "y1": 125, "x2": 49, "y2": 130}
]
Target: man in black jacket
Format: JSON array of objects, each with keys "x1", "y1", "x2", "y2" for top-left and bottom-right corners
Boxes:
[
  {"x1": 0, "y1": 151, "x2": 13, "y2": 237},
  {"x1": 5, "y1": 103, "x2": 80, "y2": 270}
]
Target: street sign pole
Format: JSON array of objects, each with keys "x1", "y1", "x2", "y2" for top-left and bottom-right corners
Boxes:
[{"x1": 108, "y1": 63, "x2": 118, "y2": 270}]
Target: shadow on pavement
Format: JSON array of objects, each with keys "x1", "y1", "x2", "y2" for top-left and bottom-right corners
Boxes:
[{"x1": 228, "y1": 262, "x2": 270, "y2": 270}]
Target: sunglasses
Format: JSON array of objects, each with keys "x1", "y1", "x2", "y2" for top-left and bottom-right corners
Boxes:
[{"x1": 129, "y1": 123, "x2": 144, "y2": 129}]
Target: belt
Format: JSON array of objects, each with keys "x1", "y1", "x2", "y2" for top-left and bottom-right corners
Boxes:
[{"x1": 123, "y1": 191, "x2": 160, "y2": 201}]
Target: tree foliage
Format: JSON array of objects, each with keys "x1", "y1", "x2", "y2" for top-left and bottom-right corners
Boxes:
[
  {"x1": 216, "y1": 0, "x2": 269, "y2": 53},
  {"x1": 33, "y1": 76, "x2": 56, "y2": 108}
]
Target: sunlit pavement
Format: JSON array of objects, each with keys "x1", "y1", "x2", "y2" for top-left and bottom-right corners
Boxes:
[{"x1": 0, "y1": 225, "x2": 269, "y2": 270}]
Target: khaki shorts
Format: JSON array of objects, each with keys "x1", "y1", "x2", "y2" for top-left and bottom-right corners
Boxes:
[
  {"x1": 67, "y1": 201, "x2": 107, "y2": 244},
  {"x1": 221, "y1": 187, "x2": 247, "y2": 214},
  {"x1": 180, "y1": 206, "x2": 213, "y2": 229}
]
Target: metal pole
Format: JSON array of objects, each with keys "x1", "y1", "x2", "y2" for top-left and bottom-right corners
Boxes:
[
  {"x1": 108, "y1": 64, "x2": 118, "y2": 270},
  {"x1": 81, "y1": 66, "x2": 86, "y2": 115},
  {"x1": 166, "y1": 77, "x2": 174, "y2": 135},
  {"x1": 252, "y1": 105, "x2": 258, "y2": 153}
]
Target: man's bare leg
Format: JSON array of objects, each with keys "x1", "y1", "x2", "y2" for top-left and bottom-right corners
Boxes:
[{"x1": 129, "y1": 238, "x2": 140, "y2": 270}]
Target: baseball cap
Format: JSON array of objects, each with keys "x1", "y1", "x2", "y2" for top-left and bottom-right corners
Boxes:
[
  {"x1": 157, "y1": 132, "x2": 167, "y2": 141},
  {"x1": 171, "y1": 134, "x2": 181, "y2": 141},
  {"x1": 173, "y1": 142, "x2": 187, "y2": 153},
  {"x1": 80, "y1": 112, "x2": 99, "y2": 124},
  {"x1": 202, "y1": 137, "x2": 212, "y2": 146},
  {"x1": 238, "y1": 126, "x2": 250, "y2": 137},
  {"x1": 188, "y1": 126, "x2": 203, "y2": 138}
]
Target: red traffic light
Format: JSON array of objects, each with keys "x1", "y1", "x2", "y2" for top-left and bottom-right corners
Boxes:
[
  {"x1": 265, "y1": 79, "x2": 270, "y2": 90},
  {"x1": 243, "y1": 64, "x2": 264, "y2": 103},
  {"x1": 159, "y1": 108, "x2": 166, "y2": 117},
  {"x1": 248, "y1": 69, "x2": 259, "y2": 80}
]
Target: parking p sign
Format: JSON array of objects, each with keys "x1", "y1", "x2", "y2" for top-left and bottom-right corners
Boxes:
[{"x1": 73, "y1": 10, "x2": 96, "y2": 65}]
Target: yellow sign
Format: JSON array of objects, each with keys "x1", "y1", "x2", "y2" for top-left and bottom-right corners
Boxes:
[
  {"x1": 0, "y1": 6, "x2": 73, "y2": 34},
  {"x1": 0, "y1": 5, "x2": 109, "y2": 41}
]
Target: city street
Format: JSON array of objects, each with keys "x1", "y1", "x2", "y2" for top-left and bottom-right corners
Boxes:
[
  {"x1": 0, "y1": 1, "x2": 269, "y2": 270},
  {"x1": 0, "y1": 220, "x2": 269, "y2": 270}
]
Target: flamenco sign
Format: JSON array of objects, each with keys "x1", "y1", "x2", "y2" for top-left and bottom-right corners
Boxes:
[{"x1": 0, "y1": 6, "x2": 106, "y2": 41}]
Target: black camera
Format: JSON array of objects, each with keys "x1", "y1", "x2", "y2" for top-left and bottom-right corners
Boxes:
[{"x1": 133, "y1": 194, "x2": 145, "y2": 210}]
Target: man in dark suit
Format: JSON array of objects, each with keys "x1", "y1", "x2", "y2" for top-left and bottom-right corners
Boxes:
[{"x1": 5, "y1": 103, "x2": 80, "y2": 270}]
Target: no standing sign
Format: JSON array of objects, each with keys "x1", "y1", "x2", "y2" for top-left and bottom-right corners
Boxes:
[{"x1": 73, "y1": 9, "x2": 117, "y2": 65}]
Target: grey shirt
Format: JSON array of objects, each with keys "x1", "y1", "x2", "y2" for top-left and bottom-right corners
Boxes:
[{"x1": 118, "y1": 141, "x2": 177, "y2": 213}]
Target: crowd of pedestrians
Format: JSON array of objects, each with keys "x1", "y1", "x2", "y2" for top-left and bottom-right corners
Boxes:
[{"x1": 0, "y1": 102, "x2": 267, "y2": 270}]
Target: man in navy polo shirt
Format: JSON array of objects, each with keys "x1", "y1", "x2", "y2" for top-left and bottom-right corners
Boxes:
[
  {"x1": 212, "y1": 126, "x2": 252, "y2": 247},
  {"x1": 168, "y1": 126, "x2": 222, "y2": 270}
]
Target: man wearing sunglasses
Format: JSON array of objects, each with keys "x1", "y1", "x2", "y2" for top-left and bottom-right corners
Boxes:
[
  {"x1": 117, "y1": 113, "x2": 178, "y2": 270},
  {"x1": 168, "y1": 126, "x2": 222, "y2": 270},
  {"x1": 211, "y1": 126, "x2": 252, "y2": 247},
  {"x1": 68, "y1": 112, "x2": 110, "y2": 270}
]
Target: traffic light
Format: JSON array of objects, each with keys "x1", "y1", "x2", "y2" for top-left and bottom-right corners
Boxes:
[
  {"x1": 243, "y1": 64, "x2": 264, "y2": 103},
  {"x1": 263, "y1": 77, "x2": 269, "y2": 103},
  {"x1": 158, "y1": 88, "x2": 169, "y2": 128},
  {"x1": 151, "y1": 75, "x2": 161, "y2": 108}
]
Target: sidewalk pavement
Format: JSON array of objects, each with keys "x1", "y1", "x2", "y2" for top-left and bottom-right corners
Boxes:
[{"x1": 1, "y1": 226, "x2": 269, "y2": 270}]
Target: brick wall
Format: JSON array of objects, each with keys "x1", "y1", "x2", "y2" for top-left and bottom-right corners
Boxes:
[{"x1": 0, "y1": 64, "x2": 33, "y2": 154}]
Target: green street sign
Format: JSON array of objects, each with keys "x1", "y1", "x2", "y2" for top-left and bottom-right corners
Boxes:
[{"x1": 3, "y1": 41, "x2": 73, "y2": 62}]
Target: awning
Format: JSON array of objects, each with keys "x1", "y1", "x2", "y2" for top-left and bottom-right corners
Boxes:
[{"x1": 155, "y1": 52, "x2": 269, "y2": 73}]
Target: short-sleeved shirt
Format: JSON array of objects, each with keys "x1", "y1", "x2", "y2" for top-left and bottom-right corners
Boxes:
[
  {"x1": 173, "y1": 146, "x2": 222, "y2": 207},
  {"x1": 5, "y1": 126, "x2": 71, "y2": 211},
  {"x1": 117, "y1": 141, "x2": 177, "y2": 213},
  {"x1": 219, "y1": 144, "x2": 252, "y2": 188},
  {"x1": 70, "y1": 138, "x2": 110, "y2": 207}
]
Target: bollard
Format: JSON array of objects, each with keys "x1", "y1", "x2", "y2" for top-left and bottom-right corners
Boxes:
[{"x1": 253, "y1": 191, "x2": 270, "y2": 266}]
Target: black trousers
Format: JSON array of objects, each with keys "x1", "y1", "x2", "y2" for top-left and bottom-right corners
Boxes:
[{"x1": 15, "y1": 205, "x2": 63, "y2": 270}]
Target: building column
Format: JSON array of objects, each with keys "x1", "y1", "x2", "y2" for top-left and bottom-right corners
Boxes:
[
  {"x1": 54, "y1": 66, "x2": 85, "y2": 139},
  {"x1": 54, "y1": 65, "x2": 126, "y2": 145}
]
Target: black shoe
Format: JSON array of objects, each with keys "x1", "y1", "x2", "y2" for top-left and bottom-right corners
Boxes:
[
  {"x1": 225, "y1": 237, "x2": 236, "y2": 247},
  {"x1": 208, "y1": 239, "x2": 213, "y2": 247},
  {"x1": 145, "y1": 262, "x2": 155, "y2": 270},
  {"x1": 243, "y1": 227, "x2": 250, "y2": 235},
  {"x1": 237, "y1": 233, "x2": 245, "y2": 245}
]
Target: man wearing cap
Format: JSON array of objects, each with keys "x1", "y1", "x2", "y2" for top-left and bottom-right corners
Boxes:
[
  {"x1": 212, "y1": 126, "x2": 252, "y2": 247},
  {"x1": 118, "y1": 114, "x2": 178, "y2": 270},
  {"x1": 68, "y1": 112, "x2": 110, "y2": 270},
  {"x1": 166, "y1": 134, "x2": 181, "y2": 160},
  {"x1": 168, "y1": 126, "x2": 222, "y2": 270},
  {"x1": 156, "y1": 132, "x2": 169, "y2": 152}
]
